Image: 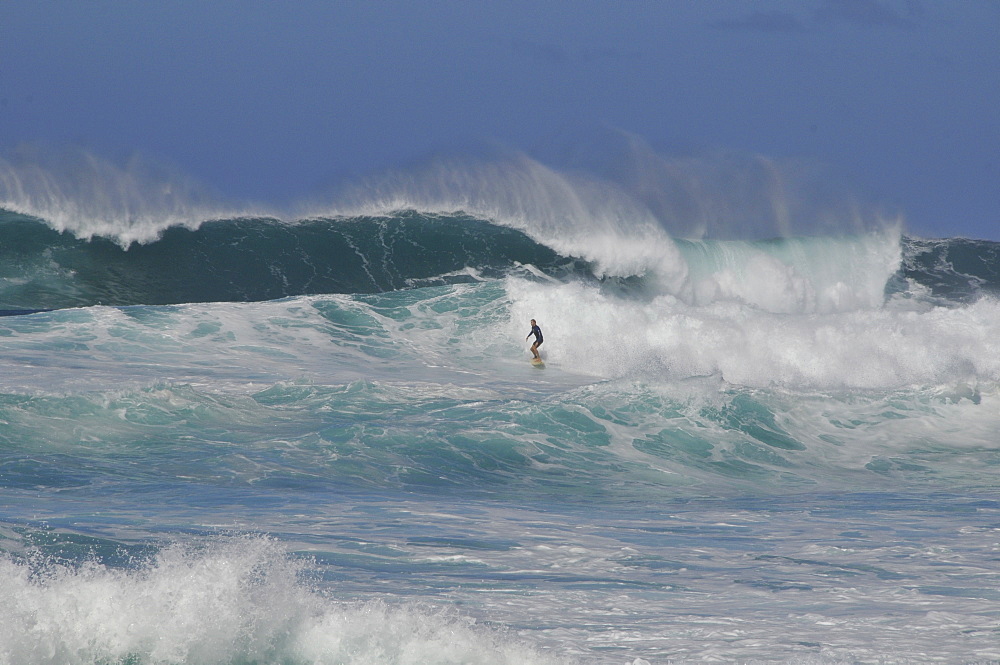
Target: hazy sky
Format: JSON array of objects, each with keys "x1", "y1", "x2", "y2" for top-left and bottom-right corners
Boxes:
[{"x1": 2, "y1": 0, "x2": 998, "y2": 239}]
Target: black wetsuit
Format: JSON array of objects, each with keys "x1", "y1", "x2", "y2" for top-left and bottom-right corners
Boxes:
[{"x1": 529, "y1": 325, "x2": 543, "y2": 346}]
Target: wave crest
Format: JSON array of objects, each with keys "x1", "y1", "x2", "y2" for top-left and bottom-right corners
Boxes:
[{"x1": 0, "y1": 146, "x2": 246, "y2": 245}]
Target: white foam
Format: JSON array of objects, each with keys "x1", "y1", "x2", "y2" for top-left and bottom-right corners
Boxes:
[
  {"x1": 678, "y1": 231, "x2": 902, "y2": 313},
  {"x1": 0, "y1": 535, "x2": 560, "y2": 665},
  {"x1": 507, "y1": 277, "x2": 1000, "y2": 390}
]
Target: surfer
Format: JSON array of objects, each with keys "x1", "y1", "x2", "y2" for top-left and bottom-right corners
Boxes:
[{"x1": 526, "y1": 319, "x2": 543, "y2": 360}]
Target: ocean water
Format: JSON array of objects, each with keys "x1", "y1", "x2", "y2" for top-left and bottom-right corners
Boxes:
[{"x1": 1, "y1": 189, "x2": 1000, "y2": 664}]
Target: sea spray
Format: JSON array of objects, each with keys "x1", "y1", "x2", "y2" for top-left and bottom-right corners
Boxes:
[
  {"x1": 0, "y1": 147, "x2": 246, "y2": 245},
  {"x1": 531, "y1": 127, "x2": 893, "y2": 241},
  {"x1": 321, "y1": 152, "x2": 692, "y2": 287}
]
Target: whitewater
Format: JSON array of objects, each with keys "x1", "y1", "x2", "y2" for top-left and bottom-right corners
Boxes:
[{"x1": 1, "y1": 153, "x2": 999, "y2": 664}]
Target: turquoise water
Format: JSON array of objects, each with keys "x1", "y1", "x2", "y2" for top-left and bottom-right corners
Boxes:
[{"x1": 1, "y1": 203, "x2": 999, "y2": 663}]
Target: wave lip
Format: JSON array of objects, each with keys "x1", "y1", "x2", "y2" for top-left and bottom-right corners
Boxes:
[
  {"x1": 0, "y1": 148, "x2": 250, "y2": 246},
  {"x1": 315, "y1": 153, "x2": 691, "y2": 285},
  {"x1": 1, "y1": 146, "x2": 919, "y2": 316},
  {"x1": 0, "y1": 203, "x2": 904, "y2": 317}
]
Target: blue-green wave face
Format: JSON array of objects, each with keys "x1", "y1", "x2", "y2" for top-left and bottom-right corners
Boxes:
[
  {"x1": 3, "y1": 372, "x2": 996, "y2": 504},
  {"x1": 3, "y1": 205, "x2": 1000, "y2": 311},
  {"x1": 0, "y1": 209, "x2": 578, "y2": 309},
  {"x1": 892, "y1": 236, "x2": 1000, "y2": 303}
]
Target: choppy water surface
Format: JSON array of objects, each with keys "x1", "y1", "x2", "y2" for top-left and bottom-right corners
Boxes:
[{"x1": 1, "y1": 202, "x2": 999, "y2": 664}]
